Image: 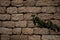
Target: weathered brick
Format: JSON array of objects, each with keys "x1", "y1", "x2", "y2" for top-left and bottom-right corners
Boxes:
[
  {"x1": 15, "y1": 21, "x2": 27, "y2": 27},
  {"x1": 11, "y1": 14, "x2": 23, "y2": 20},
  {"x1": 7, "y1": 7, "x2": 17, "y2": 13},
  {"x1": 2, "y1": 21, "x2": 14, "y2": 28},
  {"x1": 18, "y1": 7, "x2": 41, "y2": 13},
  {"x1": 24, "y1": 13, "x2": 33, "y2": 20},
  {"x1": 38, "y1": 14, "x2": 53, "y2": 19},
  {"x1": 36, "y1": 0, "x2": 59, "y2": 6},
  {"x1": 11, "y1": 35, "x2": 20, "y2": 40},
  {"x1": 28, "y1": 35, "x2": 41, "y2": 40},
  {"x1": 54, "y1": 13, "x2": 60, "y2": 19},
  {"x1": 11, "y1": 0, "x2": 23, "y2": 6},
  {"x1": 34, "y1": 28, "x2": 49, "y2": 34},
  {"x1": 1, "y1": 35, "x2": 10, "y2": 40},
  {"x1": 12, "y1": 28, "x2": 21, "y2": 34},
  {"x1": 24, "y1": 0, "x2": 35, "y2": 6},
  {"x1": 0, "y1": 14, "x2": 10, "y2": 20},
  {"x1": 0, "y1": 0, "x2": 10, "y2": 6},
  {"x1": 21, "y1": 35, "x2": 28, "y2": 40},
  {"x1": 42, "y1": 35, "x2": 60, "y2": 40},
  {"x1": 36, "y1": 0, "x2": 51, "y2": 6},
  {"x1": 57, "y1": 7, "x2": 60, "y2": 13},
  {"x1": 27, "y1": 21, "x2": 34, "y2": 27},
  {"x1": 0, "y1": 28, "x2": 12, "y2": 34},
  {"x1": 51, "y1": 20, "x2": 60, "y2": 26},
  {"x1": 22, "y1": 28, "x2": 33, "y2": 34},
  {"x1": 0, "y1": 7, "x2": 6, "y2": 13},
  {"x1": 42, "y1": 7, "x2": 56, "y2": 13}
]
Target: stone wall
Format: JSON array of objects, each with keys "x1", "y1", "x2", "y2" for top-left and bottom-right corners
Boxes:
[{"x1": 0, "y1": 0, "x2": 60, "y2": 40}]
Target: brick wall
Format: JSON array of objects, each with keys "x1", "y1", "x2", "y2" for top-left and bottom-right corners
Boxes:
[{"x1": 0, "y1": 0, "x2": 60, "y2": 40}]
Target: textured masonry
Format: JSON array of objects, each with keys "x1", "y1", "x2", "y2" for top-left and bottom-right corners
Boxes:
[
  {"x1": 0, "y1": 14, "x2": 10, "y2": 20},
  {"x1": 0, "y1": 28, "x2": 12, "y2": 35},
  {"x1": 12, "y1": 28, "x2": 21, "y2": 34},
  {"x1": 11, "y1": 14, "x2": 23, "y2": 20},
  {"x1": 22, "y1": 28, "x2": 33, "y2": 34},
  {"x1": 18, "y1": 7, "x2": 41, "y2": 13},
  {"x1": 2, "y1": 21, "x2": 14, "y2": 28},
  {"x1": 0, "y1": 7, "x2": 6, "y2": 13},
  {"x1": 33, "y1": 28, "x2": 49, "y2": 34},
  {"x1": 7, "y1": 7, "x2": 17, "y2": 13},
  {"x1": 0, "y1": 0, "x2": 60, "y2": 40},
  {"x1": 0, "y1": 0, "x2": 10, "y2": 6},
  {"x1": 42, "y1": 35, "x2": 60, "y2": 40},
  {"x1": 15, "y1": 21, "x2": 27, "y2": 27}
]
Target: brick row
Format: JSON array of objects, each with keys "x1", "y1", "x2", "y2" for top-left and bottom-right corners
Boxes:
[
  {"x1": 0, "y1": 35, "x2": 60, "y2": 40},
  {"x1": 0, "y1": 13, "x2": 60, "y2": 21},
  {"x1": 0, "y1": 28, "x2": 21, "y2": 35},
  {"x1": 0, "y1": 0, "x2": 60, "y2": 6},
  {"x1": 0, "y1": 35, "x2": 41, "y2": 40},
  {"x1": 7, "y1": 7, "x2": 57, "y2": 13},
  {"x1": 18, "y1": 7, "x2": 41, "y2": 13},
  {"x1": 33, "y1": 28, "x2": 49, "y2": 34},
  {"x1": 1, "y1": 21, "x2": 27, "y2": 28},
  {"x1": 0, "y1": 27, "x2": 49, "y2": 35},
  {"x1": 42, "y1": 35, "x2": 60, "y2": 40},
  {"x1": 0, "y1": 20, "x2": 60, "y2": 28},
  {"x1": 0, "y1": 7, "x2": 60, "y2": 13},
  {"x1": 0, "y1": 27, "x2": 60, "y2": 35},
  {"x1": 36, "y1": 0, "x2": 59, "y2": 6},
  {"x1": 41, "y1": 7, "x2": 56, "y2": 13}
]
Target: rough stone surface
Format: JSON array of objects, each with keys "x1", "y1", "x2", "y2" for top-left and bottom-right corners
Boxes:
[
  {"x1": 0, "y1": 14, "x2": 10, "y2": 20},
  {"x1": 15, "y1": 21, "x2": 27, "y2": 27},
  {"x1": 12, "y1": 28, "x2": 21, "y2": 34},
  {"x1": 42, "y1": 35, "x2": 60, "y2": 40},
  {"x1": 11, "y1": 14, "x2": 23, "y2": 20},
  {"x1": 1, "y1": 35, "x2": 10, "y2": 40},
  {"x1": 22, "y1": 28, "x2": 33, "y2": 34},
  {"x1": 27, "y1": 21, "x2": 34, "y2": 27},
  {"x1": 24, "y1": 13, "x2": 33, "y2": 20},
  {"x1": 0, "y1": 28, "x2": 12, "y2": 34},
  {"x1": 38, "y1": 14, "x2": 53, "y2": 19},
  {"x1": 0, "y1": 0, "x2": 10, "y2": 6},
  {"x1": 20, "y1": 35, "x2": 28, "y2": 40},
  {"x1": 28, "y1": 35, "x2": 41, "y2": 40},
  {"x1": 36, "y1": 0, "x2": 51, "y2": 6},
  {"x1": 42, "y1": 7, "x2": 56, "y2": 13},
  {"x1": 24, "y1": 0, "x2": 36, "y2": 6},
  {"x1": 36, "y1": 0, "x2": 59, "y2": 6},
  {"x1": 0, "y1": 7, "x2": 6, "y2": 13},
  {"x1": 18, "y1": 7, "x2": 41, "y2": 13},
  {"x1": 11, "y1": 0, "x2": 23, "y2": 6},
  {"x1": 2, "y1": 21, "x2": 14, "y2": 28},
  {"x1": 7, "y1": 7, "x2": 17, "y2": 13},
  {"x1": 11, "y1": 35, "x2": 21, "y2": 40},
  {"x1": 34, "y1": 28, "x2": 49, "y2": 34},
  {"x1": 54, "y1": 13, "x2": 60, "y2": 19}
]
